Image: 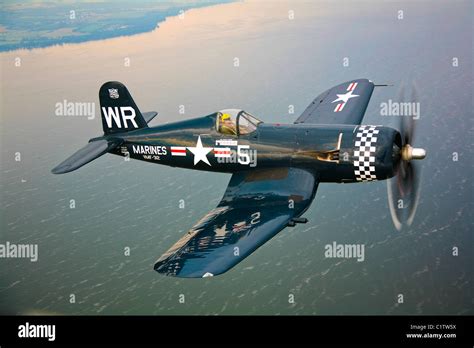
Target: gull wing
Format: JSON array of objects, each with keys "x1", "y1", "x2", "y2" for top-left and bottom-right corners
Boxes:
[
  {"x1": 154, "y1": 167, "x2": 319, "y2": 277},
  {"x1": 294, "y1": 78, "x2": 375, "y2": 125}
]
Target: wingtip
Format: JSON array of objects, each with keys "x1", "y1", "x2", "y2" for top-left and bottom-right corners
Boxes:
[
  {"x1": 51, "y1": 165, "x2": 70, "y2": 174},
  {"x1": 153, "y1": 260, "x2": 172, "y2": 276}
]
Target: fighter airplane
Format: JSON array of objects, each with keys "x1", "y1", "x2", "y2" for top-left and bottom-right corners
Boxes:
[{"x1": 52, "y1": 79, "x2": 426, "y2": 277}]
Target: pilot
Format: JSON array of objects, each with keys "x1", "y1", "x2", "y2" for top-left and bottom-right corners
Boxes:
[{"x1": 220, "y1": 113, "x2": 237, "y2": 135}]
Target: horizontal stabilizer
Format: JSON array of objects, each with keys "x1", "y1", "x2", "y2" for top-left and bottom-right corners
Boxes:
[
  {"x1": 51, "y1": 140, "x2": 119, "y2": 174},
  {"x1": 143, "y1": 111, "x2": 158, "y2": 124}
]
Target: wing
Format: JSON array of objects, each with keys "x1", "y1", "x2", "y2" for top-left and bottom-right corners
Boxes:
[
  {"x1": 294, "y1": 78, "x2": 374, "y2": 125},
  {"x1": 154, "y1": 167, "x2": 319, "y2": 278}
]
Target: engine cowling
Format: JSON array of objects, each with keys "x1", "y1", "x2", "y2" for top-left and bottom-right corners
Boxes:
[{"x1": 349, "y1": 125, "x2": 401, "y2": 182}]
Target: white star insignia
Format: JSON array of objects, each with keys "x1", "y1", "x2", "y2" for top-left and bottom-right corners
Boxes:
[
  {"x1": 187, "y1": 135, "x2": 212, "y2": 166},
  {"x1": 332, "y1": 90, "x2": 359, "y2": 104}
]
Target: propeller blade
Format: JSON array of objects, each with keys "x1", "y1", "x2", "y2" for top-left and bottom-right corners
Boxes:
[
  {"x1": 387, "y1": 162, "x2": 421, "y2": 230},
  {"x1": 388, "y1": 80, "x2": 423, "y2": 231},
  {"x1": 406, "y1": 161, "x2": 421, "y2": 226}
]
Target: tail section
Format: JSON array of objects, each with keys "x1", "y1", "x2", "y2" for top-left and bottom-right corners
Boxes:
[
  {"x1": 99, "y1": 81, "x2": 148, "y2": 134},
  {"x1": 52, "y1": 81, "x2": 156, "y2": 174}
]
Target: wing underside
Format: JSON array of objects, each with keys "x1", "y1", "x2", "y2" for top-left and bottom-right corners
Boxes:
[
  {"x1": 154, "y1": 167, "x2": 319, "y2": 278},
  {"x1": 294, "y1": 78, "x2": 375, "y2": 125}
]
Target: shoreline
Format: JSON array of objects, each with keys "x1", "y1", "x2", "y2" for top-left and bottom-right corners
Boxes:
[{"x1": 0, "y1": 1, "x2": 236, "y2": 55}]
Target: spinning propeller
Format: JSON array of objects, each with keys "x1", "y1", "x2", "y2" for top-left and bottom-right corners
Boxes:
[{"x1": 387, "y1": 82, "x2": 426, "y2": 231}]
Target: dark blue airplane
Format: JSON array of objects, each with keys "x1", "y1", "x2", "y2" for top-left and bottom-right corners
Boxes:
[{"x1": 52, "y1": 79, "x2": 426, "y2": 277}]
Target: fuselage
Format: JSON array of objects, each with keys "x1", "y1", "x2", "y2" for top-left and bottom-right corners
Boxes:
[{"x1": 96, "y1": 113, "x2": 402, "y2": 183}]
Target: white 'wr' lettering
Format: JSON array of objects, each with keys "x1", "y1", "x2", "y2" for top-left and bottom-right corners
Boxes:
[{"x1": 101, "y1": 106, "x2": 138, "y2": 128}]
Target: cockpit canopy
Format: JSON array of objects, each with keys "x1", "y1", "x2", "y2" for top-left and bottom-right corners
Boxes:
[{"x1": 216, "y1": 109, "x2": 262, "y2": 136}]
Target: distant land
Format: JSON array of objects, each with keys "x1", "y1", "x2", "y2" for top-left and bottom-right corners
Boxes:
[{"x1": 0, "y1": 1, "x2": 233, "y2": 52}]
